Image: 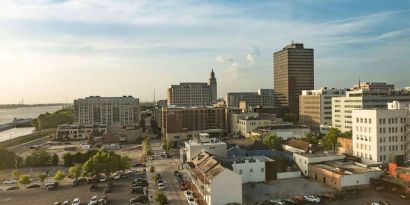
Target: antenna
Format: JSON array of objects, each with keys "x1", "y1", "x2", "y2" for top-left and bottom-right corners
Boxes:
[
  {"x1": 154, "y1": 88, "x2": 156, "y2": 105},
  {"x1": 358, "y1": 77, "x2": 361, "y2": 89}
]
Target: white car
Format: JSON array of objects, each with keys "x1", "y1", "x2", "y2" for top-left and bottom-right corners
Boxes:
[
  {"x1": 188, "y1": 197, "x2": 198, "y2": 205},
  {"x1": 3, "y1": 179, "x2": 17, "y2": 184},
  {"x1": 88, "y1": 195, "x2": 98, "y2": 205},
  {"x1": 72, "y1": 198, "x2": 80, "y2": 205},
  {"x1": 304, "y1": 195, "x2": 320, "y2": 203},
  {"x1": 158, "y1": 182, "x2": 165, "y2": 190}
]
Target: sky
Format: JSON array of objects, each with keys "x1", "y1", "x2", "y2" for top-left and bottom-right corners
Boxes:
[{"x1": 0, "y1": 0, "x2": 410, "y2": 104}]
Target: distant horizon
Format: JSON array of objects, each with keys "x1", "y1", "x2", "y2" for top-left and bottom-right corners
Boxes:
[{"x1": 1, "y1": 0, "x2": 410, "y2": 104}]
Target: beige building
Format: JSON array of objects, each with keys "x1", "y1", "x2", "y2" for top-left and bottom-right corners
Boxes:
[
  {"x1": 167, "y1": 70, "x2": 217, "y2": 107},
  {"x1": 74, "y1": 96, "x2": 140, "y2": 127},
  {"x1": 236, "y1": 114, "x2": 277, "y2": 137},
  {"x1": 332, "y1": 82, "x2": 410, "y2": 133},
  {"x1": 274, "y1": 43, "x2": 314, "y2": 116},
  {"x1": 299, "y1": 88, "x2": 347, "y2": 133},
  {"x1": 57, "y1": 124, "x2": 107, "y2": 141}
]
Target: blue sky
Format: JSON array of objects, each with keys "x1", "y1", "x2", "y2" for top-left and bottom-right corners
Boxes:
[{"x1": 0, "y1": 0, "x2": 409, "y2": 103}]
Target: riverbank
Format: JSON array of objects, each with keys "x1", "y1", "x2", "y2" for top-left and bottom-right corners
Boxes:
[{"x1": 0, "y1": 129, "x2": 55, "y2": 149}]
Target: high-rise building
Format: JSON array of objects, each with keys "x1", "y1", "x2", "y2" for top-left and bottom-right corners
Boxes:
[
  {"x1": 352, "y1": 101, "x2": 410, "y2": 163},
  {"x1": 167, "y1": 70, "x2": 217, "y2": 107},
  {"x1": 74, "y1": 96, "x2": 140, "y2": 126},
  {"x1": 161, "y1": 106, "x2": 226, "y2": 142},
  {"x1": 332, "y1": 82, "x2": 410, "y2": 133},
  {"x1": 299, "y1": 88, "x2": 347, "y2": 133},
  {"x1": 226, "y1": 89, "x2": 275, "y2": 108},
  {"x1": 274, "y1": 43, "x2": 314, "y2": 116}
]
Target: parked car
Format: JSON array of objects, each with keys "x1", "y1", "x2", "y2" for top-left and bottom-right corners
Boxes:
[
  {"x1": 53, "y1": 202, "x2": 61, "y2": 205},
  {"x1": 99, "y1": 176, "x2": 107, "y2": 182},
  {"x1": 184, "y1": 191, "x2": 193, "y2": 200},
  {"x1": 6, "y1": 186, "x2": 19, "y2": 191},
  {"x1": 130, "y1": 195, "x2": 148, "y2": 204},
  {"x1": 158, "y1": 183, "x2": 165, "y2": 190},
  {"x1": 3, "y1": 179, "x2": 17, "y2": 184},
  {"x1": 180, "y1": 182, "x2": 188, "y2": 190},
  {"x1": 131, "y1": 186, "x2": 143, "y2": 194},
  {"x1": 62, "y1": 201, "x2": 69, "y2": 205},
  {"x1": 304, "y1": 195, "x2": 320, "y2": 203},
  {"x1": 72, "y1": 198, "x2": 80, "y2": 205},
  {"x1": 46, "y1": 183, "x2": 56, "y2": 191},
  {"x1": 27, "y1": 183, "x2": 40, "y2": 188},
  {"x1": 88, "y1": 195, "x2": 98, "y2": 205},
  {"x1": 187, "y1": 197, "x2": 198, "y2": 205}
]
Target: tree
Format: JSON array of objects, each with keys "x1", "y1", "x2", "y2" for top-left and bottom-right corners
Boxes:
[
  {"x1": 0, "y1": 149, "x2": 23, "y2": 169},
  {"x1": 25, "y1": 149, "x2": 52, "y2": 167},
  {"x1": 63, "y1": 153, "x2": 74, "y2": 167},
  {"x1": 18, "y1": 175, "x2": 31, "y2": 188},
  {"x1": 305, "y1": 133, "x2": 319, "y2": 145},
  {"x1": 54, "y1": 170, "x2": 65, "y2": 182},
  {"x1": 143, "y1": 136, "x2": 152, "y2": 156},
  {"x1": 155, "y1": 190, "x2": 168, "y2": 204},
  {"x1": 38, "y1": 173, "x2": 48, "y2": 186},
  {"x1": 320, "y1": 127, "x2": 340, "y2": 151},
  {"x1": 51, "y1": 154, "x2": 59, "y2": 165},
  {"x1": 69, "y1": 164, "x2": 83, "y2": 181},
  {"x1": 82, "y1": 150, "x2": 123, "y2": 180},
  {"x1": 32, "y1": 107, "x2": 74, "y2": 130},
  {"x1": 119, "y1": 156, "x2": 132, "y2": 172},
  {"x1": 263, "y1": 133, "x2": 281, "y2": 149},
  {"x1": 12, "y1": 170, "x2": 21, "y2": 180},
  {"x1": 344, "y1": 131, "x2": 352, "y2": 138},
  {"x1": 139, "y1": 118, "x2": 146, "y2": 132}
]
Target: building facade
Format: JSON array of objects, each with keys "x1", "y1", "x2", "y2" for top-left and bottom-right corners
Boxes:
[
  {"x1": 74, "y1": 96, "x2": 140, "y2": 126},
  {"x1": 226, "y1": 89, "x2": 274, "y2": 108},
  {"x1": 332, "y1": 82, "x2": 410, "y2": 133},
  {"x1": 57, "y1": 124, "x2": 107, "y2": 141},
  {"x1": 299, "y1": 88, "x2": 347, "y2": 133},
  {"x1": 231, "y1": 156, "x2": 275, "y2": 183},
  {"x1": 161, "y1": 106, "x2": 226, "y2": 142},
  {"x1": 183, "y1": 133, "x2": 227, "y2": 162},
  {"x1": 167, "y1": 70, "x2": 217, "y2": 107},
  {"x1": 352, "y1": 105, "x2": 410, "y2": 164},
  {"x1": 274, "y1": 43, "x2": 314, "y2": 116}
]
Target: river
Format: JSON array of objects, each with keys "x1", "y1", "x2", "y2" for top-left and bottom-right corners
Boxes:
[{"x1": 0, "y1": 105, "x2": 63, "y2": 142}]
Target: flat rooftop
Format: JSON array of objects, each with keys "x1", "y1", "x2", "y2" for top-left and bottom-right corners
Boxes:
[
  {"x1": 231, "y1": 155, "x2": 273, "y2": 163},
  {"x1": 312, "y1": 160, "x2": 381, "y2": 175},
  {"x1": 185, "y1": 139, "x2": 226, "y2": 146}
]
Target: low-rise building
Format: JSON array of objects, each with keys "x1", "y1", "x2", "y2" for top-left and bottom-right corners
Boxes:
[
  {"x1": 294, "y1": 152, "x2": 345, "y2": 176},
  {"x1": 309, "y1": 160, "x2": 382, "y2": 190},
  {"x1": 231, "y1": 155, "x2": 276, "y2": 183},
  {"x1": 251, "y1": 124, "x2": 310, "y2": 141},
  {"x1": 338, "y1": 137, "x2": 353, "y2": 155},
  {"x1": 56, "y1": 124, "x2": 107, "y2": 140},
  {"x1": 183, "y1": 133, "x2": 227, "y2": 163},
  {"x1": 119, "y1": 124, "x2": 143, "y2": 142},
  {"x1": 237, "y1": 114, "x2": 277, "y2": 137},
  {"x1": 226, "y1": 138, "x2": 293, "y2": 161},
  {"x1": 187, "y1": 151, "x2": 242, "y2": 205},
  {"x1": 229, "y1": 112, "x2": 259, "y2": 134},
  {"x1": 282, "y1": 139, "x2": 311, "y2": 154}
]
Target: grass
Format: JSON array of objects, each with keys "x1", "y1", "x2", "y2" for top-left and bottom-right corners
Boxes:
[{"x1": 0, "y1": 129, "x2": 56, "y2": 149}]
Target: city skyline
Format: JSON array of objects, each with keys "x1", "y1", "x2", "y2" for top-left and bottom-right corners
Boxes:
[{"x1": 1, "y1": 0, "x2": 410, "y2": 104}]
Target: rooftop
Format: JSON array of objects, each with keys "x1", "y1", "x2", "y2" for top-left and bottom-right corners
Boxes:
[
  {"x1": 311, "y1": 160, "x2": 381, "y2": 175},
  {"x1": 231, "y1": 155, "x2": 273, "y2": 164},
  {"x1": 189, "y1": 151, "x2": 233, "y2": 184},
  {"x1": 226, "y1": 138, "x2": 272, "y2": 151}
]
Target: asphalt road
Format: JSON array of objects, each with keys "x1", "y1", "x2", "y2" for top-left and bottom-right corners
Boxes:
[
  {"x1": 7, "y1": 136, "x2": 50, "y2": 154},
  {"x1": 148, "y1": 139, "x2": 187, "y2": 205}
]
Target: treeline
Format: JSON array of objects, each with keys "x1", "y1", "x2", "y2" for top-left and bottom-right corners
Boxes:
[
  {"x1": 62, "y1": 150, "x2": 99, "y2": 167},
  {"x1": 0, "y1": 149, "x2": 57, "y2": 169},
  {"x1": 32, "y1": 107, "x2": 74, "y2": 130},
  {"x1": 0, "y1": 149, "x2": 24, "y2": 169}
]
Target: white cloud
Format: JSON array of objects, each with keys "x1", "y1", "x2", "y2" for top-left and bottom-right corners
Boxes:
[{"x1": 216, "y1": 55, "x2": 233, "y2": 64}]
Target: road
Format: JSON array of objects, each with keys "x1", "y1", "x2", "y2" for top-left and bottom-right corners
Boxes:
[
  {"x1": 147, "y1": 139, "x2": 187, "y2": 205},
  {"x1": 7, "y1": 136, "x2": 50, "y2": 154}
]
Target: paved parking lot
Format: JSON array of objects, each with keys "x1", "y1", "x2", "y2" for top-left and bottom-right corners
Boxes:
[{"x1": 0, "y1": 171, "x2": 146, "y2": 205}]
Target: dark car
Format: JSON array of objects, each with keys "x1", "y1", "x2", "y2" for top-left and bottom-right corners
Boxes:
[
  {"x1": 27, "y1": 183, "x2": 40, "y2": 188},
  {"x1": 133, "y1": 163, "x2": 146, "y2": 167},
  {"x1": 131, "y1": 186, "x2": 143, "y2": 194},
  {"x1": 130, "y1": 195, "x2": 148, "y2": 204},
  {"x1": 6, "y1": 186, "x2": 19, "y2": 190}
]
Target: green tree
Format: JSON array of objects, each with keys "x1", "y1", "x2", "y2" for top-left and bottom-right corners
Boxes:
[
  {"x1": 32, "y1": 107, "x2": 74, "y2": 130},
  {"x1": 63, "y1": 153, "x2": 74, "y2": 167},
  {"x1": 12, "y1": 170, "x2": 21, "y2": 180},
  {"x1": 305, "y1": 133, "x2": 319, "y2": 145},
  {"x1": 18, "y1": 175, "x2": 31, "y2": 188},
  {"x1": 263, "y1": 133, "x2": 281, "y2": 149},
  {"x1": 51, "y1": 154, "x2": 59, "y2": 165},
  {"x1": 82, "y1": 150, "x2": 123, "y2": 180},
  {"x1": 69, "y1": 164, "x2": 83, "y2": 181},
  {"x1": 0, "y1": 149, "x2": 23, "y2": 169},
  {"x1": 155, "y1": 190, "x2": 168, "y2": 204},
  {"x1": 119, "y1": 156, "x2": 132, "y2": 172},
  {"x1": 54, "y1": 170, "x2": 65, "y2": 182},
  {"x1": 320, "y1": 127, "x2": 340, "y2": 151},
  {"x1": 344, "y1": 130, "x2": 352, "y2": 138},
  {"x1": 38, "y1": 173, "x2": 48, "y2": 186},
  {"x1": 25, "y1": 149, "x2": 52, "y2": 167},
  {"x1": 143, "y1": 136, "x2": 152, "y2": 156}
]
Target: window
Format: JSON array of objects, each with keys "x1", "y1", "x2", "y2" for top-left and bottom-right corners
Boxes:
[
  {"x1": 250, "y1": 168, "x2": 253, "y2": 172},
  {"x1": 261, "y1": 168, "x2": 264, "y2": 172},
  {"x1": 239, "y1": 169, "x2": 242, "y2": 174}
]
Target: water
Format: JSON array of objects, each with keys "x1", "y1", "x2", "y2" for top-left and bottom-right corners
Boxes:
[{"x1": 0, "y1": 105, "x2": 63, "y2": 142}]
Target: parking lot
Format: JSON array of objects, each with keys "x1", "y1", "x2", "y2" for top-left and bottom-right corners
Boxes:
[{"x1": 0, "y1": 170, "x2": 147, "y2": 205}]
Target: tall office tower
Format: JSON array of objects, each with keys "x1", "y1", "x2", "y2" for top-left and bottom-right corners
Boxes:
[
  {"x1": 274, "y1": 43, "x2": 314, "y2": 116},
  {"x1": 299, "y1": 88, "x2": 347, "y2": 133},
  {"x1": 74, "y1": 96, "x2": 140, "y2": 126},
  {"x1": 209, "y1": 69, "x2": 217, "y2": 103},
  {"x1": 332, "y1": 82, "x2": 410, "y2": 133},
  {"x1": 168, "y1": 70, "x2": 217, "y2": 107}
]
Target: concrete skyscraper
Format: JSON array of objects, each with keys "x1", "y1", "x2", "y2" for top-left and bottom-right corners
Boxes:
[
  {"x1": 274, "y1": 43, "x2": 314, "y2": 116},
  {"x1": 209, "y1": 69, "x2": 217, "y2": 103}
]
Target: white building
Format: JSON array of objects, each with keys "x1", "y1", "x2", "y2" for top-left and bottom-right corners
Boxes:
[
  {"x1": 187, "y1": 151, "x2": 242, "y2": 205},
  {"x1": 293, "y1": 152, "x2": 345, "y2": 176},
  {"x1": 251, "y1": 124, "x2": 310, "y2": 141},
  {"x1": 184, "y1": 133, "x2": 227, "y2": 162},
  {"x1": 352, "y1": 102, "x2": 410, "y2": 164},
  {"x1": 237, "y1": 114, "x2": 277, "y2": 137},
  {"x1": 56, "y1": 124, "x2": 107, "y2": 140},
  {"x1": 231, "y1": 155, "x2": 274, "y2": 183},
  {"x1": 74, "y1": 96, "x2": 140, "y2": 127},
  {"x1": 229, "y1": 112, "x2": 259, "y2": 134},
  {"x1": 299, "y1": 88, "x2": 347, "y2": 133},
  {"x1": 332, "y1": 82, "x2": 410, "y2": 133}
]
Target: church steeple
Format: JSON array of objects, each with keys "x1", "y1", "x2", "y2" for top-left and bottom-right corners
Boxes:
[{"x1": 209, "y1": 69, "x2": 217, "y2": 103}]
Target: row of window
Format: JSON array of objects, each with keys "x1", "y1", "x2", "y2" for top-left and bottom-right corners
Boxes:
[
  {"x1": 356, "y1": 117, "x2": 372, "y2": 124},
  {"x1": 378, "y1": 135, "x2": 408, "y2": 143},
  {"x1": 238, "y1": 168, "x2": 264, "y2": 174}
]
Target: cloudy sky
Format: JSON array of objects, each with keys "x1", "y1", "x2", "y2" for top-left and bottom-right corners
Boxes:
[{"x1": 0, "y1": 0, "x2": 410, "y2": 104}]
